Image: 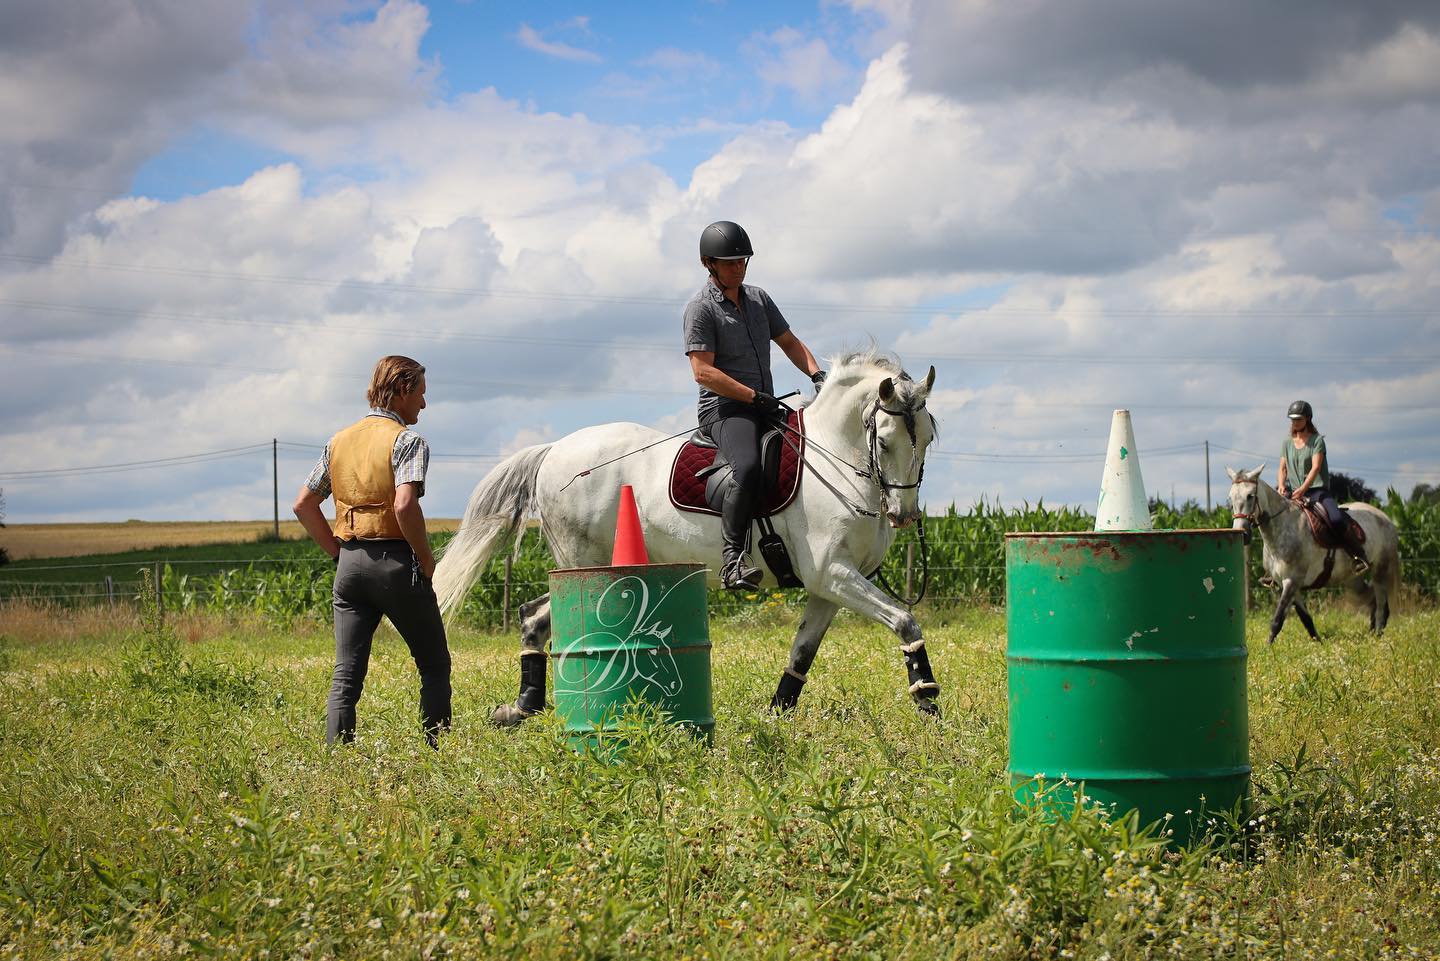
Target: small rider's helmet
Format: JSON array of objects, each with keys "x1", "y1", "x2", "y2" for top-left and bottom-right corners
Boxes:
[
  {"x1": 700, "y1": 221, "x2": 754, "y2": 260},
  {"x1": 1287, "y1": 400, "x2": 1314, "y2": 420}
]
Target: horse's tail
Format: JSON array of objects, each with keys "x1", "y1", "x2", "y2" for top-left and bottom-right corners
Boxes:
[{"x1": 433, "y1": 443, "x2": 553, "y2": 618}]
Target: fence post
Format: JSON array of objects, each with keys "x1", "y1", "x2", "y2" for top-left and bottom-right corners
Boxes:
[
  {"x1": 502, "y1": 556, "x2": 512, "y2": 632},
  {"x1": 153, "y1": 559, "x2": 164, "y2": 621},
  {"x1": 272, "y1": 438, "x2": 280, "y2": 541},
  {"x1": 1242, "y1": 542, "x2": 1250, "y2": 611},
  {"x1": 905, "y1": 541, "x2": 914, "y2": 606},
  {"x1": 105, "y1": 575, "x2": 114, "y2": 608},
  {"x1": 1204, "y1": 440, "x2": 1211, "y2": 512}
]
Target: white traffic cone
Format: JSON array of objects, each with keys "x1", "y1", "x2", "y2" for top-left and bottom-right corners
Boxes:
[{"x1": 1095, "y1": 409, "x2": 1152, "y2": 531}]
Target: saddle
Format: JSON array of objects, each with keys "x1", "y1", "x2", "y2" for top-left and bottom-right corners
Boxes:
[
  {"x1": 668, "y1": 409, "x2": 804, "y2": 517},
  {"x1": 669, "y1": 409, "x2": 806, "y2": 588},
  {"x1": 1299, "y1": 499, "x2": 1365, "y2": 551}
]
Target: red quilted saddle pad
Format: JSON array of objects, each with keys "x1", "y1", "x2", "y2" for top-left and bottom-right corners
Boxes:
[
  {"x1": 1301, "y1": 501, "x2": 1364, "y2": 549},
  {"x1": 669, "y1": 410, "x2": 804, "y2": 517}
]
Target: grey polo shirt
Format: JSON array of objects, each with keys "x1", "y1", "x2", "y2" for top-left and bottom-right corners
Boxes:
[{"x1": 682, "y1": 281, "x2": 790, "y2": 423}]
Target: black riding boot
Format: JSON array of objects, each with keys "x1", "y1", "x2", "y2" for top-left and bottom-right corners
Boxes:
[
  {"x1": 719, "y1": 481, "x2": 762, "y2": 590},
  {"x1": 1343, "y1": 528, "x2": 1370, "y2": 575}
]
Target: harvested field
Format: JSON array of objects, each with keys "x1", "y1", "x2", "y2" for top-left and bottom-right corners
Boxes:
[{"x1": 2, "y1": 519, "x2": 462, "y2": 561}]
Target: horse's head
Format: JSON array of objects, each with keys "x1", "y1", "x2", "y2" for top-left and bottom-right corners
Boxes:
[
  {"x1": 807, "y1": 349, "x2": 940, "y2": 527},
  {"x1": 1225, "y1": 464, "x2": 1267, "y2": 545},
  {"x1": 867, "y1": 365, "x2": 938, "y2": 527}
]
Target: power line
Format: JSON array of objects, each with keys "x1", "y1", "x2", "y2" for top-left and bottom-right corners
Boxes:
[
  {"x1": 1211, "y1": 443, "x2": 1438, "y2": 479},
  {"x1": 10, "y1": 181, "x2": 1437, "y2": 239},
  {"x1": 6, "y1": 437, "x2": 1433, "y2": 482},
  {"x1": 4, "y1": 297, "x2": 1437, "y2": 368},
  {"x1": 0, "y1": 343, "x2": 695, "y2": 398},
  {"x1": 6, "y1": 342, "x2": 1439, "y2": 413},
  {"x1": 0, "y1": 444, "x2": 272, "y2": 480},
  {"x1": 5, "y1": 252, "x2": 1439, "y2": 319}
]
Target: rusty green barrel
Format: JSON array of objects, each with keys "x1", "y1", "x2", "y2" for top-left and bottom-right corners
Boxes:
[
  {"x1": 1005, "y1": 531, "x2": 1249, "y2": 845},
  {"x1": 550, "y1": 562, "x2": 713, "y2": 749}
]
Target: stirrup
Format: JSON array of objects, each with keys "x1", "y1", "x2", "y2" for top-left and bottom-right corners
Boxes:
[
  {"x1": 1350, "y1": 555, "x2": 1370, "y2": 575},
  {"x1": 721, "y1": 557, "x2": 763, "y2": 590}
]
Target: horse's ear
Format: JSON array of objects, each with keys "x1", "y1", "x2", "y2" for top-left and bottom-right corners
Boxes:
[
  {"x1": 878, "y1": 377, "x2": 895, "y2": 402},
  {"x1": 1225, "y1": 467, "x2": 1238, "y2": 481},
  {"x1": 1252, "y1": 463, "x2": 1266, "y2": 481},
  {"x1": 923, "y1": 366, "x2": 935, "y2": 392}
]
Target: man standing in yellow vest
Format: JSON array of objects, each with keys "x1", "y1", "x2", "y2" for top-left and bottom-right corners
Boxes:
[{"x1": 293, "y1": 355, "x2": 452, "y2": 747}]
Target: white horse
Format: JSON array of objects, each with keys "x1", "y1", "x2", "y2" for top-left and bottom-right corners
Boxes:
[
  {"x1": 434, "y1": 349, "x2": 942, "y2": 724},
  {"x1": 1226, "y1": 465, "x2": 1401, "y2": 644}
]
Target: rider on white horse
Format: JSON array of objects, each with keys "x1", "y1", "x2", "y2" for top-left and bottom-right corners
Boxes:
[
  {"x1": 683, "y1": 221, "x2": 825, "y2": 589},
  {"x1": 1277, "y1": 399, "x2": 1369, "y2": 574}
]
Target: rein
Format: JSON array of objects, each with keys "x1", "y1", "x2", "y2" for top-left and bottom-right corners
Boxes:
[
  {"x1": 872, "y1": 514, "x2": 929, "y2": 607},
  {"x1": 772, "y1": 396, "x2": 932, "y2": 605},
  {"x1": 560, "y1": 385, "x2": 933, "y2": 606}
]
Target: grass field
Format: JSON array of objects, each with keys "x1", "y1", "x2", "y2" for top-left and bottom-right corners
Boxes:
[
  {"x1": 1, "y1": 520, "x2": 462, "y2": 562},
  {"x1": 1, "y1": 598, "x2": 1437, "y2": 959}
]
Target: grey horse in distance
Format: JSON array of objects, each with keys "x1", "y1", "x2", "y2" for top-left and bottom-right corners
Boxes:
[{"x1": 1226, "y1": 465, "x2": 1401, "y2": 644}]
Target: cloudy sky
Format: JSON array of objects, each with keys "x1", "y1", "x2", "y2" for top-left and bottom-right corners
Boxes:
[{"x1": 3, "y1": 0, "x2": 1438, "y2": 523}]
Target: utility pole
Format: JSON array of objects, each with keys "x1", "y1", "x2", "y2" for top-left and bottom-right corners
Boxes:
[
  {"x1": 1204, "y1": 440, "x2": 1211, "y2": 512},
  {"x1": 272, "y1": 438, "x2": 280, "y2": 540}
]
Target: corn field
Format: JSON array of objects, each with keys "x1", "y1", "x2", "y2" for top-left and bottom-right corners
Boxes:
[{"x1": 5, "y1": 495, "x2": 1437, "y2": 623}]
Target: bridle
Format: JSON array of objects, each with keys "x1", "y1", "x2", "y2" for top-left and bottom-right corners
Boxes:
[
  {"x1": 863, "y1": 397, "x2": 932, "y2": 606},
  {"x1": 864, "y1": 398, "x2": 927, "y2": 494},
  {"x1": 1232, "y1": 482, "x2": 1273, "y2": 529},
  {"x1": 769, "y1": 394, "x2": 933, "y2": 606}
]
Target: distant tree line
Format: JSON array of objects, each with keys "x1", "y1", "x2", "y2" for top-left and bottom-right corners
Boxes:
[{"x1": 1329, "y1": 474, "x2": 1440, "y2": 506}]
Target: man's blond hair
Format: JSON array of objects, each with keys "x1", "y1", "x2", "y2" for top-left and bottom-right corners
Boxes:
[{"x1": 367, "y1": 355, "x2": 425, "y2": 411}]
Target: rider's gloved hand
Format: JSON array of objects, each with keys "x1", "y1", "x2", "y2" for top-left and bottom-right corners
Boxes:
[
  {"x1": 810, "y1": 370, "x2": 827, "y2": 393},
  {"x1": 751, "y1": 390, "x2": 783, "y2": 415}
]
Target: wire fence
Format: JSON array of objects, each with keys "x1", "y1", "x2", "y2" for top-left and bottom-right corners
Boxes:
[{"x1": 5, "y1": 499, "x2": 1438, "y2": 625}]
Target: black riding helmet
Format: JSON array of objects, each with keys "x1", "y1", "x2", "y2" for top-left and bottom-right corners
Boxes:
[
  {"x1": 700, "y1": 221, "x2": 753, "y2": 260},
  {"x1": 1287, "y1": 400, "x2": 1313, "y2": 420}
]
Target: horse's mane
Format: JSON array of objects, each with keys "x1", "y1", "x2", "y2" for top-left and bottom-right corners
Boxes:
[
  {"x1": 830, "y1": 346, "x2": 906, "y2": 379},
  {"x1": 806, "y1": 346, "x2": 936, "y2": 436}
]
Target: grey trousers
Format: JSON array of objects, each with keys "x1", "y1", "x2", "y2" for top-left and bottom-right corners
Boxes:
[{"x1": 328, "y1": 539, "x2": 452, "y2": 747}]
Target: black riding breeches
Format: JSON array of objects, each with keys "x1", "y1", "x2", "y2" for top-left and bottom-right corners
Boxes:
[
  {"x1": 708, "y1": 411, "x2": 764, "y2": 508},
  {"x1": 1301, "y1": 488, "x2": 1345, "y2": 528}
]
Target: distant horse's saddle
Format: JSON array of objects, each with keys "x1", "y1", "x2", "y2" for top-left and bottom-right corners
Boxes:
[
  {"x1": 1300, "y1": 500, "x2": 1365, "y2": 550},
  {"x1": 669, "y1": 409, "x2": 804, "y2": 516}
]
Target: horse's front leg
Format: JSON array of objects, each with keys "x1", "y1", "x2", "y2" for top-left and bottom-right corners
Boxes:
[
  {"x1": 493, "y1": 593, "x2": 551, "y2": 727},
  {"x1": 1292, "y1": 597, "x2": 1320, "y2": 642},
  {"x1": 815, "y1": 564, "x2": 940, "y2": 716},
  {"x1": 1269, "y1": 579, "x2": 1299, "y2": 645},
  {"x1": 770, "y1": 596, "x2": 839, "y2": 712}
]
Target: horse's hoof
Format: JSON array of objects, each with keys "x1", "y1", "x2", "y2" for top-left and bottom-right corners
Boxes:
[
  {"x1": 914, "y1": 697, "x2": 941, "y2": 719},
  {"x1": 491, "y1": 703, "x2": 537, "y2": 728}
]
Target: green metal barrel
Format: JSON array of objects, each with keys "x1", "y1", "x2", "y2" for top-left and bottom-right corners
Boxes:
[
  {"x1": 1005, "y1": 531, "x2": 1249, "y2": 845},
  {"x1": 549, "y1": 562, "x2": 713, "y2": 750}
]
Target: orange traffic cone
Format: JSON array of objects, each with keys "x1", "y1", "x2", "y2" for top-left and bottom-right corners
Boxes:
[{"x1": 611, "y1": 484, "x2": 650, "y2": 565}]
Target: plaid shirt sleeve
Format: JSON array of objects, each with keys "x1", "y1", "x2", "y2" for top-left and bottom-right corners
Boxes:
[
  {"x1": 392, "y1": 430, "x2": 429, "y2": 495},
  {"x1": 304, "y1": 443, "x2": 332, "y2": 499}
]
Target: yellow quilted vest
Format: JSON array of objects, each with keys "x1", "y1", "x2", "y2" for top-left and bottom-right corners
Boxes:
[{"x1": 329, "y1": 415, "x2": 407, "y2": 541}]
